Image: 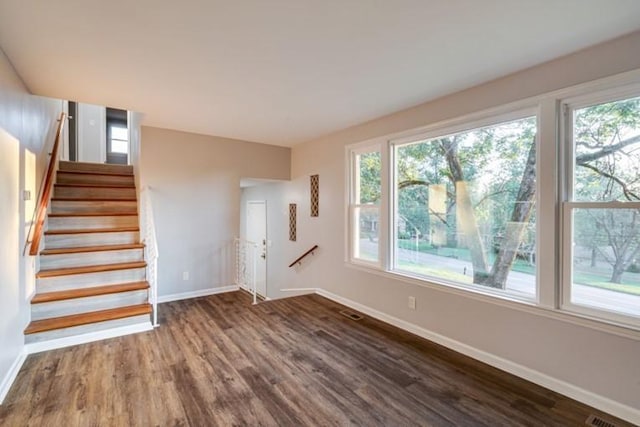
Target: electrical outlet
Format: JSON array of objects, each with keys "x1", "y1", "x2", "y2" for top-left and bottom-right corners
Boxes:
[
  {"x1": 182, "y1": 271, "x2": 189, "y2": 281},
  {"x1": 408, "y1": 296, "x2": 416, "y2": 310},
  {"x1": 23, "y1": 190, "x2": 31, "y2": 201}
]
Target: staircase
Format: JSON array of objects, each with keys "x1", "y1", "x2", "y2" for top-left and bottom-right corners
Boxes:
[{"x1": 25, "y1": 161, "x2": 152, "y2": 344}]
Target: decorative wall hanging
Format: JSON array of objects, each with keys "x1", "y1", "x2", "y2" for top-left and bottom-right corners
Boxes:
[
  {"x1": 310, "y1": 174, "x2": 319, "y2": 217},
  {"x1": 289, "y1": 203, "x2": 297, "y2": 241}
]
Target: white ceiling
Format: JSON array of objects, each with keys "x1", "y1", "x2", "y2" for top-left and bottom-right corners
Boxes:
[{"x1": 1, "y1": 1, "x2": 640, "y2": 146}]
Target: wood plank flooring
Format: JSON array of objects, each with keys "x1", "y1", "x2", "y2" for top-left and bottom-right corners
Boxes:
[{"x1": 0, "y1": 292, "x2": 631, "y2": 426}]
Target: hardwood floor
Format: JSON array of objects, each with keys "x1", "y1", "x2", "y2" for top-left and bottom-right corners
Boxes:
[{"x1": 0, "y1": 291, "x2": 631, "y2": 426}]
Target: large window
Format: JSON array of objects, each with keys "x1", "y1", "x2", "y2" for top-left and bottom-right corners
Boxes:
[
  {"x1": 347, "y1": 78, "x2": 640, "y2": 331},
  {"x1": 349, "y1": 146, "x2": 382, "y2": 264},
  {"x1": 563, "y1": 93, "x2": 640, "y2": 324},
  {"x1": 393, "y1": 116, "x2": 537, "y2": 299}
]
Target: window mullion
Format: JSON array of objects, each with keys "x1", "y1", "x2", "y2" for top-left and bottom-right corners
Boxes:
[{"x1": 538, "y1": 99, "x2": 559, "y2": 309}]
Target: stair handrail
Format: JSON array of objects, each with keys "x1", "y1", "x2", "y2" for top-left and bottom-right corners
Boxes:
[
  {"x1": 140, "y1": 186, "x2": 159, "y2": 326},
  {"x1": 26, "y1": 112, "x2": 66, "y2": 256},
  {"x1": 288, "y1": 245, "x2": 319, "y2": 267},
  {"x1": 234, "y1": 237, "x2": 258, "y2": 304}
]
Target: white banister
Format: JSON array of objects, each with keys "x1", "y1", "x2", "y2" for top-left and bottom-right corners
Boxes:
[
  {"x1": 140, "y1": 186, "x2": 159, "y2": 326},
  {"x1": 234, "y1": 237, "x2": 258, "y2": 305}
]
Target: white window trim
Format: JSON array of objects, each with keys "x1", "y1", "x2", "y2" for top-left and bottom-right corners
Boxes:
[
  {"x1": 344, "y1": 68, "x2": 640, "y2": 337},
  {"x1": 347, "y1": 142, "x2": 383, "y2": 268},
  {"x1": 389, "y1": 107, "x2": 541, "y2": 302},
  {"x1": 559, "y1": 86, "x2": 640, "y2": 329}
]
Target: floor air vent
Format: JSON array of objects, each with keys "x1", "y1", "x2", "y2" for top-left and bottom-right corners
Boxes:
[
  {"x1": 586, "y1": 414, "x2": 617, "y2": 427},
  {"x1": 339, "y1": 310, "x2": 363, "y2": 321}
]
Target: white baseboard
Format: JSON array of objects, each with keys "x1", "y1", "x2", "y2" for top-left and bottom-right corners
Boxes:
[
  {"x1": 315, "y1": 289, "x2": 640, "y2": 426},
  {"x1": 157, "y1": 285, "x2": 239, "y2": 303},
  {"x1": 0, "y1": 349, "x2": 27, "y2": 404},
  {"x1": 25, "y1": 322, "x2": 154, "y2": 355}
]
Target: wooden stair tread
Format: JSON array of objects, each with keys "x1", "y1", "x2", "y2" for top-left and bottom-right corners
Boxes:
[
  {"x1": 58, "y1": 162, "x2": 134, "y2": 177},
  {"x1": 24, "y1": 303, "x2": 152, "y2": 334},
  {"x1": 52, "y1": 198, "x2": 138, "y2": 202},
  {"x1": 45, "y1": 227, "x2": 139, "y2": 235},
  {"x1": 37, "y1": 261, "x2": 147, "y2": 278},
  {"x1": 54, "y1": 183, "x2": 136, "y2": 189},
  {"x1": 48, "y1": 212, "x2": 138, "y2": 217},
  {"x1": 31, "y1": 282, "x2": 150, "y2": 304},
  {"x1": 41, "y1": 243, "x2": 145, "y2": 255},
  {"x1": 57, "y1": 170, "x2": 134, "y2": 177}
]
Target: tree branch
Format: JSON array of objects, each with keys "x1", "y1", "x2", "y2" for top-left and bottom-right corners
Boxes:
[
  {"x1": 474, "y1": 189, "x2": 512, "y2": 209},
  {"x1": 576, "y1": 134, "x2": 640, "y2": 164},
  {"x1": 398, "y1": 179, "x2": 429, "y2": 189},
  {"x1": 579, "y1": 163, "x2": 640, "y2": 201}
]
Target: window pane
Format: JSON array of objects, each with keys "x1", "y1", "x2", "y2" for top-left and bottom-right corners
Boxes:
[
  {"x1": 394, "y1": 117, "x2": 537, "y2": 298},
  {"x1": 573, "y1": 96, "x2": 640, "y2": 202},
  {"x1": 354, "y1": 206, "x2": 379, "y2": 262},
  {"x1": 111, "y1": 126, "x2": 128, "y2": 141},
  {"x1": 111, "y1": 139, "x2": 128, "y2": 154},
  {"x1": 570, "y1": 208, "x2": 640, "y2": 318},
  {"x1": 356, "y1": 151, "x2": 381, "y2": 205}
]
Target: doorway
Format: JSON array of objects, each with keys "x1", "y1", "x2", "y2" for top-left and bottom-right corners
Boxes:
[{"x1": 246, "y1": 201, "x2": 267, "y2": 298}]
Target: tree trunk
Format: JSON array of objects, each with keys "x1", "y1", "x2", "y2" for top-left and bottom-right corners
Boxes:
[
  {"x1": 603, "y1": 210, "x2": 640, "y2": 283},
  {"x1": 441, "y1": 139, "x2": 490, "y2": 282},
  {"x1": 610, "y1": 264, "x2": 625, "y2": 284},
  {"x1": 480, "y1": 139, "x2": 537, "y2": 289},
  {"x1": 590, "y1": 247, "x2": 597, "y2": 268}
]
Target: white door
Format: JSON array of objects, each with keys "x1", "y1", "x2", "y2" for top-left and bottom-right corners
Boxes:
[{"x1": 246, "y1": 201, "x2": 267, "y2": 298}]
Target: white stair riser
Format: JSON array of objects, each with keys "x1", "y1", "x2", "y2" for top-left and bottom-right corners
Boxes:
[
  {"x1": 31, "y1": 290, "x2": 149, "y2": 321},
  {"x1": 47, "y1": 215, "x2": 138, "y2": 231},
  {"x1": 54, "y1": 186, "x2": 137, "y2": 200},
  {"x1": 40, "y1": 248, "x2": 144, "y2": 269},
  {"x1": 25, "y1": 314, "x2": 150, "y2": 344},
  {"x1": 56, "y1": 172, "x2": 134, "y2": 186},
  {"x1": 51, "y1": 200, "x2": 138, "y2": 214},
  {"x1": 37, "y1": 267, "x2": 146, "y2": 291},
  {"x1": 45, "y1": 231, "x2": 139, "y2": 248},
  {"x1": 59, "y1": 161, "x2": 133, "y2": 175}
]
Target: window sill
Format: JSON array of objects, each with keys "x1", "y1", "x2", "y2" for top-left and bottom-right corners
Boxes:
[{"x1": 344, "y1": 261, "x2": 640, "y2": 341}]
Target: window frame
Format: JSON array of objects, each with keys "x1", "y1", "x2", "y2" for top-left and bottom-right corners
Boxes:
[
  {"x1": 560, "y1": 86, "x2": 640, "y2": 328},
  {"x1": 348, "y1": 142, "x2": 383, "y2": 267},
  {"x1": 389, "y1": 108, "x2": 541, "y2": 303}
]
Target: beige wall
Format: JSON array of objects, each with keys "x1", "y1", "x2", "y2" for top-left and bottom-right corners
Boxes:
[
  {"x1": 251, "y1": 31, "x2": 640, "y2": 420},
  {"x1": 140, "y1": 126, "x2": 290, "y2": 299},
  {"x1": 0, "y1": 48, "x2": 61, "y2": 400}
]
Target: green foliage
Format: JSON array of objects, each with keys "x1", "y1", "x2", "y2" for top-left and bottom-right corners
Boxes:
[
  {"x1": 627, "y1": 263, "x2": 640, "y2": 273},
  {"x1": 396, "y1": 117, "x2": 537, "y2": 249},
  {"x1": 358, "y1": 151, "x2": 381, "y2": 204},
  {"x1": 574, "y1": 96, "x2": 640, "y2": 202}
]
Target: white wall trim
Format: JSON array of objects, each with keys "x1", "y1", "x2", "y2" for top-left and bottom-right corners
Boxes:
[
  {"x1": 0, "y1": 349, "x2": 27, "y2": 404},
  {"x1": 315, "y1": 288, "x2": 640, "y2": 426},
  {"x1": 25, "y1": 322, "x2": 153, "y2": 355},
  {"x1": 157, "y1": 285, "x2": 239, "y2": 303}
]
